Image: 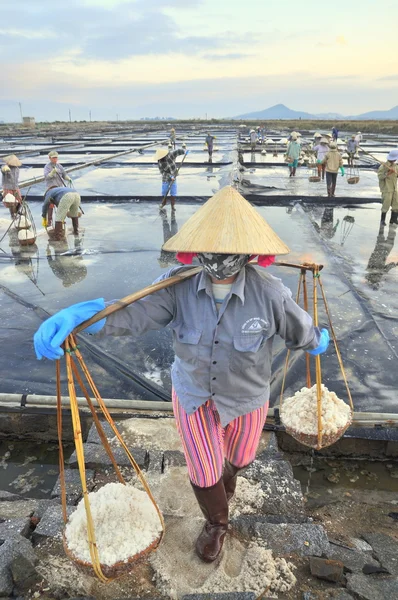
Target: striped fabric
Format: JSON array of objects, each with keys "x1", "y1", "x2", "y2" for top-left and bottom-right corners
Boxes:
[{"x1": 172, "y1": 389, "x2": 268, "y2": 488}]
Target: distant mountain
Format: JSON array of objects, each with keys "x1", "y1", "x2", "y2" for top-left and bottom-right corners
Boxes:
[
  {"x1": 349, "y1": 105, "x2": 398, "y2": 120},
  {"x1": 233, "y1": 104, "x2": 316, "y2": 120},
  {"x1": 232, "y1": 104, "x2": 398, "y2": 121}
]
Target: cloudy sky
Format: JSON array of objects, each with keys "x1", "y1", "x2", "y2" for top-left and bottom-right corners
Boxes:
[{"x1": 1, "y1": 0, "x2": 397, "y2": 121}]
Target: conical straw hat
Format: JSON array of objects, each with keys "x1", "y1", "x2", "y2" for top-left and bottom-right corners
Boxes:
[
  {"x1": 162, "y1": 186, "x2": 290, "y2": 255},
  {"x1": 4, "y1": 154, "x2": 22, "y2": 167},
  {"x1": 154, "y1": 148, "x2": 169, "y2": 161}
]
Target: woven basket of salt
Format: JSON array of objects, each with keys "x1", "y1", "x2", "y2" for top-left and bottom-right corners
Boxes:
[
  {"x1": 280, "y1": 384, "x2": 353, "y2": 450},
  {"x1": 347, "y1": 176, "x2": 360, "y2": 184},
  {"x1": 64, "y1": 483, "x2": 163, "y2": 579},
  {"x1": 3, "y1": 193, "x2": 17, "y2": 209},
  {"x1": 18, "y1": 229, "x2": 36, "y2": 246}
]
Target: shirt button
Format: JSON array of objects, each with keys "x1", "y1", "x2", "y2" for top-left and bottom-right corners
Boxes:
[
  {"x1": 214, "y1": 340, "x2": 219, "y2": 344},
  {"x1": 212, "y1": 361, "x2": 217, "y2": 364},
  {"x1": 212, "y1": 393, "x2": 215, "y2": 396},
  {"x1": 212, "y1": 377, "x2": 216, "y2": 380},
  {"x1": 179, "y1": 334, "x2": 184, "y2": 339}
]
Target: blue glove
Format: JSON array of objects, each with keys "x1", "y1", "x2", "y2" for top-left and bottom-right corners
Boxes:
[
  {"x1": 185, "y1": 150, "x2": 190, "y2": 156},
  {"x1": 340, "y1": 166, "x2": 345, "y2": 176},
  {"x1": 316, "y1": 159, "x2": 322, "y2": 164},
  {"x1": 307, "y1": 328, "x2": 330, "y2": 356},
  {"x1": 34, "y1": 298, "x2": 106, "y2": 360}
]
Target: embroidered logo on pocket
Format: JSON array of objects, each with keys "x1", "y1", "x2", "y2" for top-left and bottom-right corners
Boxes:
[{"x1": 241, "y1": 317, "x2": 269, "y2": 334}]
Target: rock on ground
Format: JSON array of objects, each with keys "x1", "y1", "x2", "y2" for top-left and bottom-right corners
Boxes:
[
  {"x1": 361, "y1": 533, "x2": 398, "y2": 576},
  {"x1": 232, "y1": 517, "x2": 329, "y2": 557},
  {"x1": 346, "y1": 573, "x2": 398, "y2": 600}
]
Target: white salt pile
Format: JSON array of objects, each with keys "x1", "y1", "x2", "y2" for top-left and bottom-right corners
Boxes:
[
  {"x1": 16, "y1": 216, "x2": 31, "y2": 229},
  {"x1": 3, "y1": 193, "x2": 16, "y2": 204},
  {"x1": 18, "y1": 229, "x2": 35, "y2": 243},
  {"x1": 65, "y1": 482, "x2": 162, "y2": 566},
  {"x1": 281, "y1": 384, "x2": 351, "y2": 436}
]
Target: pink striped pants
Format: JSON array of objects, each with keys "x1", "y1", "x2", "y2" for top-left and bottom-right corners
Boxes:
[{"x1": 172, "y1": 389, "x2": 268, "y2": 488}]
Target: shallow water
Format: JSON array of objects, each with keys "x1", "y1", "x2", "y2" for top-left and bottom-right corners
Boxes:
[{"x1": 0, "y1": 127, "x2": 397, "y2": 414}]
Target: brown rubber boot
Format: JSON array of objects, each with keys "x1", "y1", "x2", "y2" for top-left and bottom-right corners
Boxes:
[
  {"x1": 51, "y1": 221, "x2": 65, "y2": 241},
  {"x1": 380, "y1": 212, "x2": 387, "y2": 226},
  {"x1": 331, "y1": 183, "x2": 336, "y2": 197},
  {"x1": 191, "y1": 479, "x2": 228, "y2": 562},
  {"x1": 223, "y1": 461, "x2": 240, "y2": 502},
  {"x1": 390, "y1": 211, "x2": 398, "y2": 225},
  {"x1": 71, "y1": 217, "x2": 79, "y2": 234}
]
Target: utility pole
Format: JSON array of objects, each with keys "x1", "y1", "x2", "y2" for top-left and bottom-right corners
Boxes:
[
  {"x1": 18, "y1": 102, "x2": 23, "y2": 122},
  {"x1": 89, "y1": 110, "x2": 91, "y2": 122},
  {"x1": 116, "y1": 114, "x2": 119, "y2": 121},
  {"x1": 69, "y1": 109, "x2": 72, "y2": 123},
  {"x1": 205, "y1": 112, "x2": 207, "y2": 121}
]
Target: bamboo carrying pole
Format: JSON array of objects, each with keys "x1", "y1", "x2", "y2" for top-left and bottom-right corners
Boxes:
[
  {"x1": 57, "y1": 334, "x2": 165, "y2": 582},
  {"x1": 312, "y1": 265, "x2": 323, "y2": 449},
  {"x1": 75, "y1": 266, "x2": 202, "y2": 333}
]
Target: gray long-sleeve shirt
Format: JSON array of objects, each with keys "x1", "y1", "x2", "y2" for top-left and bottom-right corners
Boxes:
[
  {"x1": 1, "y1": 166, "x2": 19, "y2": 189},
  {"x1": 102, "y1": 265, "x2": 320, "y2": 426},
  {"x1": 44, "y1": 162, "x2": 69, "y2": 190}
]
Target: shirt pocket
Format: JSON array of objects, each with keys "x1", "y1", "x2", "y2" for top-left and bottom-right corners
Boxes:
[
  {"x1": 229, "y1": 332, "x2": 266, "y2": 373},
  {"x1": 172, "y1": 322, "x2": 202, "y2": 365}
]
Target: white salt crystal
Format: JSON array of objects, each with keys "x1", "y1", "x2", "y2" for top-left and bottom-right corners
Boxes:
[
  {"x1": 65, "y1": 482, "x2": 162, "y2": 566},
  {"x1": 280, "y1": 384, "x2": 351, "y2": 436}
]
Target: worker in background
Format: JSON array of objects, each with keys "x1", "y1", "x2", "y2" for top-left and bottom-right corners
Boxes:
[
  {"x1": 205, "y1": 133, "x2": 216, "y2": 162},
  {"x1": 42, "y1": 186, "x2": 81, "y2": 240},
  {"x1": 286, "y1": 133, "x2": 301, "y2": 177},
  {"x1": 44, "y1": 151, "x2": 72, "y2": 191},
  {"x1": 313, "y1": 137, "x2": 329, "y2": 180},
  {"x1": 33, "y1": 185, "x2": 329, "y2": 563},
  {"x1": 377, "y1": 149, "x2": 398, "y2": 226},
  {"x1": 155, "y1": 147, "x2": 187, "y2": 212},
  {"x1": 1, "y1": 154, "x2": 22, "y2": 217},
  {"x1": 346, "y1": 135, "x2": 358, "y2": 167},
  {"x1": 170, "y1": 128, "x2": 176, "y2": 149},
  {"x1": 355, "y1": 131, "x2": 363, "y2": 145},
  {"x1": 332, "y1": 126, "x2": 339, "y2": 142},
  {"x1": 321, "y1": 142, "x2": 344, "y2": 197},
  {"x1": 249, "y1": 129, "x2": 257, "y2": 151}
]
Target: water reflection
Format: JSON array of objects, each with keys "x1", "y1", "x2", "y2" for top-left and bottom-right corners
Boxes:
[
  {"x1": 158, "y1": 211, "x2": 179, "y2": 268},
  {"x1": 46, "y1": 235, "x2": 88, "y2": 287},
  {"x1": 307, "y1": 207, "x2": 340, "y2": 240},
  {"x1": 365, "y1": 225, "x2": 397, "y2": 290},
  {"x1": 340, "y1": 214, "x2": 355, "y2": 246},
  {"x1": 6, "y1": 229, "x2": 43, "y2": 294}
]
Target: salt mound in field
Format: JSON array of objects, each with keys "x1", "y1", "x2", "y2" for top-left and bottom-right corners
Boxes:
[
  {"x1": 281, "y1": 384, "x2": 351, "y2": 436},
  {"x1": 65, "y1": 482, "x2": 162, "y2": 566}
]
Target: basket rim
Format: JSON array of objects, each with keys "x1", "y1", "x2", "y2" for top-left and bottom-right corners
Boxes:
[
  {"x1": 63, "y1": 529, "x2": 163, "y2": 578},
  {"x1": 283, "y1": 413, "x2": 353, "y2": 450}
]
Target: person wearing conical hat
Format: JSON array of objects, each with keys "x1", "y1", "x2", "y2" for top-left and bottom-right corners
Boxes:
[
  {"x1": 44, "y1": 151, "x2": 72, "y2": 191},
  {"x1": 249, "y1": 129, "x2": 257, "y2": 151},
  {"x1": 170, "y1": 127, "x2": 176, "y2": 149},
  {"x1": 286, "y1": 133, "x2": 301, "y2": 177},
  {"x1": 205, "y1": 132, "x2": 216, "y2": 162},
  {"x1": 313, "y1": 137, "x2": 329, "y2": 180},
  {"x1": 321, "y1": 142, "x2": 344, "y2": 197},
  {"x1": 33, "y1": 185, "x2": 329, "y2": 563},
  {"x1": 155, "y1": 147, "x2": 187, "y2": 212},
  {"x1": 1, "y1": 155, "x2": 23, "y2": 217}
]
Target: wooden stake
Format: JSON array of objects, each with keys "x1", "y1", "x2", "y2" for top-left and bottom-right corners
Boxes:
[
  {"x1": 302, "y1": 269, "x2": 312, "y2": 388},
  {"x1": 312, "y1": 267, "x2": 323, "y2": 449}
]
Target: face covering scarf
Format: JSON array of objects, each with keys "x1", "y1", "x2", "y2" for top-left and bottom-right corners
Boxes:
[{"x1": 197, "y1": 253, "x2": 251, "y2": 280}]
